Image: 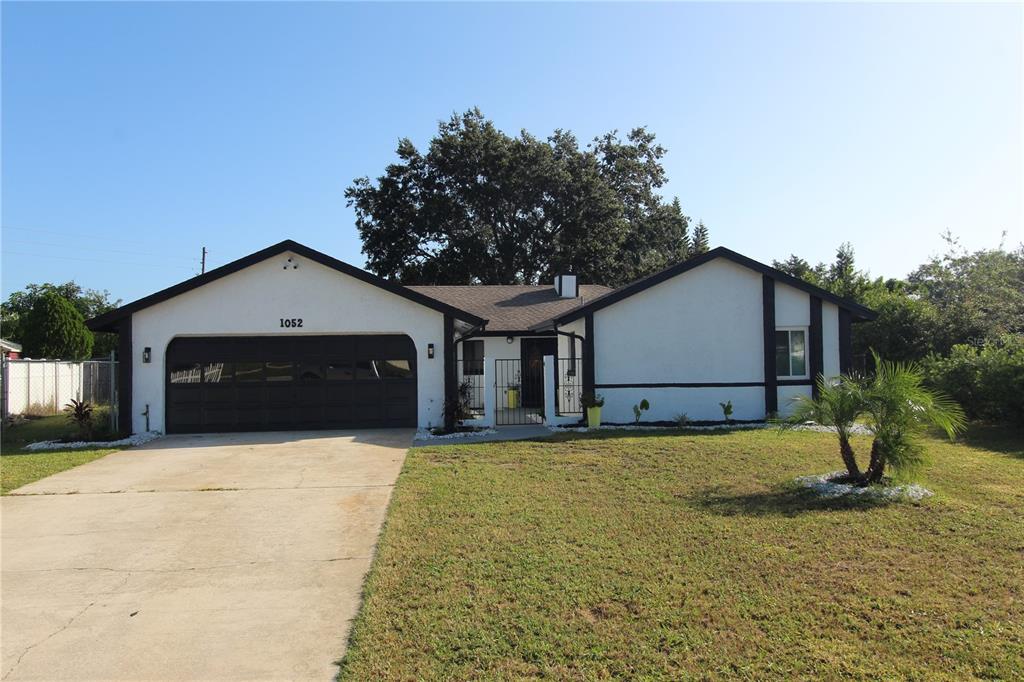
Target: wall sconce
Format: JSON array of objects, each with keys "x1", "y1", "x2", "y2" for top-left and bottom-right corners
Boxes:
[
  {"x1": 427, "y1": 343, "x2": 435, "y2": 359},
  {"x1": 143, "y1": 347, "x2": 152, "y2": 363},
  {"x1": 506, "y1": 336, "x2": 514, "y2": 344}
]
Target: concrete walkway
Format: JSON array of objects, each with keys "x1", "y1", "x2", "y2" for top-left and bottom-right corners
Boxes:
[{"x1": 1, "y1": 430, "x2": 412, "y2": 681}]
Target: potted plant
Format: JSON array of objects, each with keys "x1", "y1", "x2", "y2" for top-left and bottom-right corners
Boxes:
[
  {"x1": 506, "y1": 372, "x2": 521, "y2": 409},
  {"x1": 581, "y1": 392, "x2": 604, "y2": 428}
]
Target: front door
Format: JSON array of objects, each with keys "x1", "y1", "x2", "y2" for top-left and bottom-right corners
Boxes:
[{"x1": 520, "y1": 337, "x2": 557, "y2": 408}]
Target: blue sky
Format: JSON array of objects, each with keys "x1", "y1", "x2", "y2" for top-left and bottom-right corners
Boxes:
[{"x1": 2, "y1": 2, "x2": 1021, "y2": 304}]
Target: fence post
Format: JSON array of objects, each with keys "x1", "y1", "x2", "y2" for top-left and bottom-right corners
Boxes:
[
  {"x1": 109, "y1": 350, "x2": 117, "y2": 434},
  {"x1": 482, "y1": 358, "x2": 495, "y2": 427},
  {"x1": 543, "y1": 356, "x2": 556, "y2": 425},
  {"x1": 0, "y1": 356, "x2": 7, "y2": 419}
]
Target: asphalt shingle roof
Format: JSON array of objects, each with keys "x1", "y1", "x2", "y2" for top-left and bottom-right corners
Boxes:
[{"x1": 406, "y1": 284, "x2": 613, "y2": 332}]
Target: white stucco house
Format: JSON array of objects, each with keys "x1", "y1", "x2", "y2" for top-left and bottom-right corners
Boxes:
[{"x1": 87, "y1": 240, "x2": 875, "y2": 436}]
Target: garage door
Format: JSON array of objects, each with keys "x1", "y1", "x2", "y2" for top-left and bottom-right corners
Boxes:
[{"x1": 165, "y1": 335, "x2": 417, "y2": 433}]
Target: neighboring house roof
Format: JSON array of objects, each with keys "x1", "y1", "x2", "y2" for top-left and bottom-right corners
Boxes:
[
  {"x1": 1, "y1": 338, "x2": 23, "y2": 352},
  {"x1": 86, "y1": 240, "x2": 487, "y2": 332},
  {"x1": 407, "y1": 285, "x2": 614, "y2": 333},
  {"x1": 544, "y1": 246, "x2": 877, "y2": 328}
]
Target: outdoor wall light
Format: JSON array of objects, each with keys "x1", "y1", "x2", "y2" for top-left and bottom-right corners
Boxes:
[
  {"x1": 143, "y1": 347, "x2": 152, "y2": 363},
  {"x1": 427, "y1": 343, "x2": 435, "y2": 359},
  {"x1": 506, "y1": 336, "x2": 514, "y2": 344}
]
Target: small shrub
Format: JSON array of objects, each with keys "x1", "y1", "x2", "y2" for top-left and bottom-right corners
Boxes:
[
  {"x1": 63, "y1": 399, "x2": 95, "y2": 440},
  {"x1": 443, "y1": 380, "x2": 475, "y2": 428},
  {"x1": 675, "y1": 412, "x2": 690, "y2": 428},
  {"x1": 719, "y1": 400, "x2": 733, "y2": 423},
  {"x1": 632, "y1": 398, "x2": 650, "y2": 423}
]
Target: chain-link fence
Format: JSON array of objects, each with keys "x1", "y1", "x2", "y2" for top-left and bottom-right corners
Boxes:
[{"x1": 1, "y1": 357, "x2": 118, "y2": 431}]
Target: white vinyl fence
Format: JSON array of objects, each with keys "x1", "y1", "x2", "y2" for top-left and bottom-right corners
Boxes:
[{"x1": 1, "y1": 358, "x2": 118, "y2": 423}]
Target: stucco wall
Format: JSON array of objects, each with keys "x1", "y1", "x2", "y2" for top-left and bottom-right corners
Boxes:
[
  {"x1": 130, "y1": 251, "x2": 447, "y2": 433},
  {"x1": 586, "y1": 258, "x2": 844, "y2": 423}
]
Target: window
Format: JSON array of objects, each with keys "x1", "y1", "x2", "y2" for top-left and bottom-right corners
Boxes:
[
  {"x1": 463, "y1": 340, "x2": 484, "y2": 375},
  {"x1": 169, "y1": 363, "x2": 202, "y2": 384},
  {"x1": 265, "y1": 362, "x2": 294, "y2": 382},
  {"x1": 326, "y1": 362, "x2": 353, "y2": 380},
  {"x1": 775, "y1": 329, "x2": 807, "y2": 378},
  {"x1": 203, "y1": 363, "x2": 233, "y2": 383},
  {"x1": 378, "y1": 359, "x2": 413, "y2": 379},
  {"x1": 235, "y1": 362, "x2": 263, "y2": 382}
]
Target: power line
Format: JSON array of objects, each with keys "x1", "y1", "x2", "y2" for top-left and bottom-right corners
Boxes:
[
  {"x1": 2, "y1": 238, "x2": 197, "y2": 262},
  {"x1": 1, "y1": 249, "x2": 197, "y2": 271},
  {"x1": 0, "y1": 225, "x2": 179, "y2": 249}
]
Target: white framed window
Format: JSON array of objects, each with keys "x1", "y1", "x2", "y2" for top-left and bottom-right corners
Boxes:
[{"x1": 775, "y1": 327, "x2": 808, "y2": 379}]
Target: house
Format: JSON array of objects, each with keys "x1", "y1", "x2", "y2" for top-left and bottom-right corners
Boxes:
[
  {"x1": 86, "y1": 240, "x2": 875, "y2": 436},
  {"x1": 1, "y1": 339, "x2": 23, "y2": 359}
]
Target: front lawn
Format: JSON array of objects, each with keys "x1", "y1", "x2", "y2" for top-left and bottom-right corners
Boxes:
[
  {"x1": 339, "y1": 426, "x2": 1023, "y2": 680},
  {"x1": 1, "y1": 412, "x2": 121, "y2": 494}
]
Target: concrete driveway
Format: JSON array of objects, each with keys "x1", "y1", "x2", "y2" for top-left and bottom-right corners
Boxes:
[{"x1": 1, "y1": 430, "x2": 412, "y2": 681}]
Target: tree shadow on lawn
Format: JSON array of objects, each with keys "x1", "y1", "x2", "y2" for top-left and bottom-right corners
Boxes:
[
  {"x1": 689, "y1": 482, "x2": 897, "y2": 517},
  {"x1": 955, "y1": 424, "x2": 1024, "y2": 461}
]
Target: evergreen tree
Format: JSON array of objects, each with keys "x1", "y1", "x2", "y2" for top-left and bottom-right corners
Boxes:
[
  {"x1": 20, "y1": 292, "x2": 94, "y2": 360},
  {"x1": 690, "y1": 220, "x2": 710, "y2": 255}
]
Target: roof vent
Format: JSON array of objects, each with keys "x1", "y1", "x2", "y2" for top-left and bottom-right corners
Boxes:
[{"x1": 553, "y1": 274, "x2": 578, "y2": 298}]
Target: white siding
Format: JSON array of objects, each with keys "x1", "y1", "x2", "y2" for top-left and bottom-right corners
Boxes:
[
  {"x1": 593, "y1": 259, "x2": 765, "y2": 421},
  {"x1": 775, "y1": 284, "x2": 810, "y2": 327},
  {"x1": 130, "y1": 250, "x2": 447, "y2": 433}
]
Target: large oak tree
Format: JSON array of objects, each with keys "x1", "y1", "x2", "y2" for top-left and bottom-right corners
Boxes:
[{"x1": 346, "y1": 109, "x2": 705, "y2": 286}]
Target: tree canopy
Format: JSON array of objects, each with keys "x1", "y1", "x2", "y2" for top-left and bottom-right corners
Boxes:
[
  {"x1": 19, "y1": 292, "x2": 94, "y2": 360},
  {"x1": 1, "y1": 282, "x2": 120, "y2": 357},
  {"x1": 346, "y1": 109, "x2": 705, "y2": 286},
  {"x1": 773, "y1": 235, "x2": 1024, "y2": 362}
]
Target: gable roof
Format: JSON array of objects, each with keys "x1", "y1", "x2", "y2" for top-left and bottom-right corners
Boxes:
[
  {"x1": 407, "y1": 284, "x2": 613, "y2": 333},
  {"x1": 546, "y1": 246, "x2": 877, "y2": 327},
  {"x1": 86, "y1": 240, "x2": 487, "y2": 332}
]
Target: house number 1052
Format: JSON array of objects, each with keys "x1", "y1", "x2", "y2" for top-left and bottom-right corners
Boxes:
[{"x1": 279, "y1": 318, "x2": 304, "y2": 328}]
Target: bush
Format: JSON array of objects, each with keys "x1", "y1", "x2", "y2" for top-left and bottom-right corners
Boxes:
[
  {"x1": 922, "y1": 334, "x2": 1024, "y2": 425},
  {"x1": 20, "y1": 292, "x2": 93, "y2": 359}
]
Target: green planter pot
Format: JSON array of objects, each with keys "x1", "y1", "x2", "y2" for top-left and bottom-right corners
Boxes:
[
  {"x1": 587, "y1": 406, "x2": 602, "y2": 428},
  {"x1": 507, "y1": 388, "x2": 520, "y2": 409}
]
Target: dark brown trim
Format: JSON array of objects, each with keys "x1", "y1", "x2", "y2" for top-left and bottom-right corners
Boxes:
[
  {"x1": 839, "y1": 308, "x2": 853, "y2": 373},
  {"x1": 810, "y1": 295, "x2": 823, "y2": 398},
  {"x1": 595, "y1": 382, "x2": 764, "y2": 389},
  {"x1": 443, "y1": 314, "x2": 456, "y2": 431},
  {"x1": 87, "y1": 240, "x2": 486, "y2": 332},
  {"x1": 583, "y1": 314, "x2": 595, "y2": 395},
  {"x1": 468, "y1": 330, "x2": 557, "y2": 338},
  {"x1": 762, "y1": 275, "x2": 778, "y2": 415},
  {"x1": 593, "y1": 380, "x2": 813, "y2": 389},
  {"x1": 552, "y1": 246, "x2": 877, "y2": 326},
  {"x1": 116, "y1": 316, "x2": 133, "y2": 437}
]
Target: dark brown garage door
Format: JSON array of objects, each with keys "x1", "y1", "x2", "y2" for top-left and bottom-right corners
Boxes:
[{"x1": 165, "y1": 335, "x2": 417, "y2": 433}]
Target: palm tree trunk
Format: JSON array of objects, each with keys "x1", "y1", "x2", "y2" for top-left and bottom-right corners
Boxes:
[
  {"x1": 839, "y1": 436, "x2": 861, "y2": 478},
  {"x1": 861, "y1": 439, "x2": 885, "y2": 485}
]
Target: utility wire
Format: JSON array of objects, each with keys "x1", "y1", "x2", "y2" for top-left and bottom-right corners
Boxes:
[
  {"x1": 1, "y1": 249, "x2": 197, "y2": 271},
  {"x1": 2, "y1": 238, "x2": 196, "y2": 262}
]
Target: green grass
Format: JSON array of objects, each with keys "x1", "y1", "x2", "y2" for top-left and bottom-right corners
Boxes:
[
  {"x1": 2, "y1": 411, "x2": 121, "y2": 494},
  {"x1": 339, "y1": 425, "x2": 1024, "y2": 680}
]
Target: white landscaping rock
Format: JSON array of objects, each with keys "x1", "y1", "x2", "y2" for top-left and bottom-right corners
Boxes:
[
  {"x1": 549, "y1": 422, "x2": 770, "y2": 433},
  {"x1": 414, "y1": 428, "x2": 498, "y2": 441},
  {"x1": 25, "y1": 431, "x2": 163, "y2": 451},
  {"x1": 795, "y1": 471, "x2": 933, "y2": 502},
  {"x1": 791, "y1": 423, "x2": 873, "y2": 435}
]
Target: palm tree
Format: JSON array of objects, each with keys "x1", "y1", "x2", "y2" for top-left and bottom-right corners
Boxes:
[
  {"x1": 860, "y1": 352, "x2": 967, "y2": 483},
  {"x1": 781, "y1": 374, "x2": 866, "y2": 480}
]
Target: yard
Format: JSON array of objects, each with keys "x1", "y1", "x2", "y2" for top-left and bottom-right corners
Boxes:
[
  {"x1": 1, "y1": 410, "x2": 122, "y2": 494},
  {"x1": 339, "y1": 426, "x2": 1023, "y2": 680}
]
